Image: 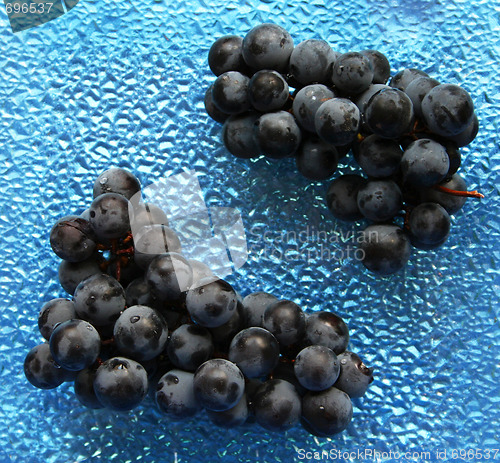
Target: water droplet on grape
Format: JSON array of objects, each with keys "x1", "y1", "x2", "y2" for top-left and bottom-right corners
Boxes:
[
  {"x1": 130, "y1": 316, "x2": 140, "y2": 323},
  {"x1": 100, "y1": 177, "x2": 108, "y2": 185}
]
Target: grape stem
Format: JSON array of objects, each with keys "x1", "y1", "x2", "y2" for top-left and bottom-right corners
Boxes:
[{"x1": 433, "y1": 185, "x2": 484, "y2": 199}]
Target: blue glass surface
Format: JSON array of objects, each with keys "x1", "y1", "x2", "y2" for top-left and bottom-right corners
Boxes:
[{"x1": 1, "y1": 0, "x2": 499, "y2": 462}]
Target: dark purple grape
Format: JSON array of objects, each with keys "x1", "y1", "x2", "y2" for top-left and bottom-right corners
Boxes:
[
  {"x1": 331, "y1": 52, "x2": 374, "y2": 95},
  {"x1": 253, "y1": 379, "x2": 301, "y2": 431},
  {"x1": 254, "y1": 111, "x2": 302, "y2": 159},
  {"x1": 302, "y1": 387, "x2": 353, "y2": 436},
  {"x1": 128, "y1": 201, "x2": 169, "y2": 230},
  {"x1": 241, "y1": 291, "x2": 278, "y2": 328},
  {"x1": 38, "y1": 298, "x2": 76, "y2": 341},
  {"x1": 360, "y1": 50, "x2": 390, "y2": 84},
  {"x1": 262, "y1": 300, "x2": 306, "y2": 347},
  {"x1": 354, "y1": 134, "x2": 403, "y2": 178},
  {"x1": 448, "y1": 113, "x2": 479, "y2": 147},
  {"x1": 58, "y1": 255, "x2": 103, "y2": 296},
  {"x1": 295, "y1": 136, "x2": 338, "y2": 180},
  {"x1": 208, "y1": 35, "x2": 249, "y2": 76},
  {"x1": 304, "y1": 311, "x2": 349, "y2": 354},
  {"x1": 49, "y1": 319, "x2": 101, "y2": 371},
  {"x1": 133, "y1": 224, "x2": 182, "y2": 270},
  {"x1": 222, "y1": 112, "x2": 261, "y2": 159},
  {"x1": 89, "y1": 193, "x2": 131, "y2": 241},
  {"x1": 50, "y1": 216, "x2": 97, "y2": 262},
  {"x1": 248, "y1": 70, "x2": 289, "y2": 112},
  {"x1": 125, "y1": 278, "x2": 155, "y2": 308},
  {"x1": 193, "y1": 358, "x2": 245, "y2": 411},
  {"x1": 292, "y1": 84, "x2": 335, "y2": 133},
  {"x1": 409, "y1": 202, "x2": 451, "y2": 248},
  {"x1": 421, "y1": 83, "x2": 475, "y2": 137},
  {"x1": 294, "y1": 345, "x2": 340, "y2": 391},
  {"x1": 334, "y1": 351, "x2": 374, "y2": 398},
  {"x1": 357, "y1": 179, "x2": 403, "y2": 222},
  {"x1": 421, "y1": 173, "x2": 468, "y2": 214},
  {"x1": 228, "y1": 327, "x2": 280, "y2": 378},
  {"x1": 359, "y1": 224, "x2": 411, "y2": 275},
  {"x1": 208, "y1": 305, "x2": 243, "y2": 351},
  {"x1": 73, "y1": 273, "x2": 126, "y2": 327},
  {"x1": 93, "y1": 357, "x2": 148, "y2": 411},
  {"x1": 146, "y1": 252, "x2": 193, "y2": 305},
  {"x1": 93, "y1": 167, "x2": 141, "y2": 200},
  {"x1": 167, "y1": 324, "x2": 214, "y2": 371},
  {"x1": 207, "y1": 393, "x2": 249, "y2": 427},
  {"x1": 185, "y1": 278, "x2": 237, "y2": 328},
  {"x1": 289, "y1": 39, "x2": 337, "y2": 86},
  {"x1": 24, "y1": 343, "x2": 69, "y2": 389},
  {"x1": 241, "y1": 23, "x2": 294, "y2": 73},
  {"x1": 365, "y1": 87, "x2": 414, "y2": 139},
  {"x1": 404, "y1": 76, "x2": 440, "y2": 118},
  {"x1": 113, "y1": 305, "x2": 168, "y2": 362},
  {"x1": 315, "y1": 97, "x2": 360, "y2": 146},
  {"x1": 401, "y1": 138, "x2": 449, "y2": 187},
  {"x1": 211, "y1": 71, "x2": 251, "y2": 115},
  {"x1": 326, "y1": 174, "x2": 367, "y2": 221},
  {"x1": 204, "y1": 84, "x2": 230, "y2": 123},
  {"x1": 74, "y1": 367, "x2": 104, "y2": 409},
  {"x1": 155, "y1": 369, "x2": 200, "y2": 420},
  {"x1": 389, "y1": 68, "x2": 429, "y2": 92}
]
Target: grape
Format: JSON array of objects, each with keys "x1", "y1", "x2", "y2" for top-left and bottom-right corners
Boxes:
[
  {"x1": 228, "y1": 327, "x2": 280, "y2": 378},
  {"x1": 93, "y1": 357, "x2": 148, "y2": 411},
  {"x1": 315, "y1": 98, "x2": 360, "y2": 146},
  {"x1": 38, "y1": 298, "x2": 76, "y2": 341},
  {"x1": 222, "y1": 112, "x2": 261, "y2": 159},
  {"x1": 50, "y1": 216, "x2": 97, "y2": 262},
  {"x1": 262, "y1": 300, "x2": 306, "y2": 347},
  {"x1": 211, "y1": 71, "x2": 251, "y2": 115},
  {"x1": 292, "y1": 84, "x2": 335, "y2": 133},
  {"x1": 353, "y1": 135, "x2": 403, "y2": 178},
  {"x1": 49, "y1": 319, "x2": 101, "y2": 371},
  {"x1": 241, "y1": 291, "x2": 278, "y2": 328},
  {"x1": 364, "y1": 87, "x2": 414, "y2": 139},
  {"x1": 353, "y1": 83, "x2": 389, "y2": 114},
  {"x1": 193, "y1": 358, "x2": 245, "y2": 411},
  {"x1": 207, "y1": 393, "x2": 249, "y2": 428},
  {"x1": 167, "y1": 324, "x2": 214, "y2": 371},
  {"x1": 421, "y1": 83, "x2": 475, "y2": 137},
  {"x1": 248, "y1": 70, "x2": 289, "y2": 112},
  {"x1": 125, "y1": 277, "x2": 155, "y2": 308},
  {"x1": 128, "y1": 202, "x2": 169, "y2": 230},
  {"x1": 73, "y1": 273, "x2": 126, "y2": 327},
  {"x1": 289, "y1": 39, "x2": 337, "y2": 86},
  {"x1": 401, "y1": 138, "x2": 449, "y2": 187},
  {"x1": 270, "y1": 362, "x2": 307, "y2": 396},
  {"x1": 254, "y1": 111, "x2": 302, "y2": 159},
  {"x1": 208, "y1": 35, "x2": 249, "y2": 76},
  {"x1": 409, "y1": 202, "x2": 451, "y2": 248},
  {"x1": 421, "y1": 173, "x2": 468, "y2": 214},
  {"x1": 304, "y1": 311, "x2": 349, "y2": 354},
  {"x1": 93, "y1": 167, "x2": 140, "y2": 200},
  {"x1": 89, "y1": 193, "x2": 131, "y2": 241},
  {"x1": 331, "y1": 52, "x2": 374, "y2": 95},
  {"x1": 241, "y1": 23, "x2": 294, "y2": 73},
  {"x1": 334, "y1": 351, "x2": 374, "y2": 398},
  {"x1": 359, "y1": 224, "x2": 411, "y2": 275},
  {"x1": 294, "y1": 345, "x2": 340, "y2": 391},
  {"x1": 185, "y1": 278, "x2": 237, "y2": 328},
  {"x1": 74, "y1": 367, "x2": 104, "y2": 409},
  {"x1": 360, "y1": 50, "x2": 390, "y2": 84},
  {"x1": 326, "y1": 174, "x2": 367, "y2": 221},
  {"x1": 24, "y1": 343, "x2": 70, "y2": 389},
  {"x1": 208, "y1": 306, "x2": 243, "y2": 351},
  {"x1": 58, "y1": 255, "x2": 103, "y2": 295},
  {"x1": 357, "y1": 179, "x2": 403, "y2": 222},
  {"x1": 204, "y1": 85, "x2": 230, "y2": 123},
  {"x1": 146, "y1": 252, "x2": 193, "y2": 305},
  {"x1": 404, "y1": 76, "x2": 440, "y2": 118},
  {"x1": 156, "y1": 369, "x2": 200, "y2": 420},
  {"x1": 133, "y1": 224, "x2": 182, "y2": 270},
  {"x1": 295, "y1": 136, "x2": 338, "y2": 181},
  {"x1": 448, "y1": 113, "x2": 479, "y2": 147},
  {"x1": 113, "y1": 305, "x2": 168, "y2": 362},
  {"x1": 301, "y1": 387, "x2": 353, "y2": 436},
  {"x1": 253, "y1": 379, "x2": 301, "y2": 431},
  {"x1": 389, "y1": 68, "x2": 429, "y2": 92}
]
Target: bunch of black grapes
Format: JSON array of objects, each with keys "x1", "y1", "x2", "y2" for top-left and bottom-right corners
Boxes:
[
  {"x1": 205, "y1": 23, "x2": 483, "y2": 275},
  {"x1": 24, "y1": 167, "x2": 373, "y2": 437}
]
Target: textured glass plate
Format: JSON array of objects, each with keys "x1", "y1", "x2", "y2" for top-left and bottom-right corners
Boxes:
[{"x1": 0, "y1": 0, "x2": 499, "y2": 462}]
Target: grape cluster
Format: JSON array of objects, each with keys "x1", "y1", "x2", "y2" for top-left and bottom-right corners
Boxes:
[
  {"x1": 24, "y1": 167, "x2": 373, "y2": 437},
  {"x1": 205, "y1": 23, "x2": 483, "y2": 275}
]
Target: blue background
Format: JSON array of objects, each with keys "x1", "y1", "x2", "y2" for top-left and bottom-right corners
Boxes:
[{"x1": 0, "y1": 0, "x2": 499, "y2": 462}]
